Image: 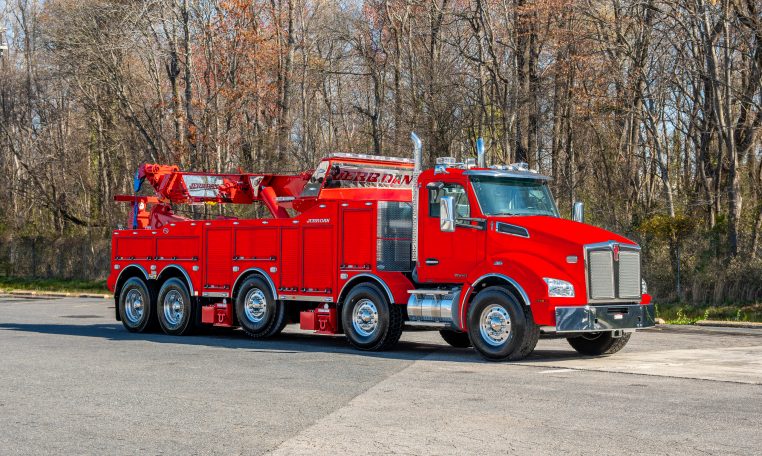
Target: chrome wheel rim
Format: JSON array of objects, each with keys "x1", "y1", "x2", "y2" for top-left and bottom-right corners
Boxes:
[
  {"x1": 124, "y1": 289, "x2": 145, "y2": 324},
  {"x1": 352, "y1": 299, "x2": 378, "y2": 337},
  {"x1": 162, "y1": 290, "x2": 185, "y2": 328},
  {"x1": 479, "y1": 304, "x2": 512, "y2": 347},
  {"x1": 244, "y1": 289, "x2": 267, "y2": 323}
]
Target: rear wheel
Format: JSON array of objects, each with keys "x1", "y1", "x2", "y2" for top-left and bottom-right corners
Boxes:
[
  {"x1": 439, "y1": 330, "x2": 472, "y2": 348},
  {"x1": 118, "y1": 277, "x2": 154, "y2": 333},
  {"x1": 467, "y1": 286, "x2": 539, "y2": 361},
  {"x1": 342, "y1": 284, "x2": 403, "y2": 351},
  {"x1": 157, "y1": 278, "x2": 193, "y2": 335},
  {"x1": 263, "y1": 298, "x2": 288, "y2": 337},
  {"x1": 566, "y1": 332, "x2": 631, "y2": 356},
  {"x1": 235, "y1": 276, "x2": 284, "y2": 338}
]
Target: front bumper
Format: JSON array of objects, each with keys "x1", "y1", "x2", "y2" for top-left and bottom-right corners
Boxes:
[{"x1": 554, "y1": 303, "x2": 655, "y2": 333}]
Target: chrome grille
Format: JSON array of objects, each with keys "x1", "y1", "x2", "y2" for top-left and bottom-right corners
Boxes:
[
  {"x1": 585, "y1": 242, "x2": 641, "y2": 302},
  {"x1": 589, "y1": 251, "x2": 615, "y2": 299},
  {"x1": 618, "y1": 251, "x2": 641, "y2": 298}
]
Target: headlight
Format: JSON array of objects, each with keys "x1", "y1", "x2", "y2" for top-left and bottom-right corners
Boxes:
[
  {"x1": 544, "y1": 278, "x2": 575, "y2": 298},
  {"x1": 641, "y1": 279, "x2": 648, "y2": 294}
]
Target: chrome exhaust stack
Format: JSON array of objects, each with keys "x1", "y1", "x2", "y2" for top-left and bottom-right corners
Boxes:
[
  {"x1": 476, "y1": 137, "x2": 486, "y2": 168},
  {"x1": 411, "y1": 132, "x2": 422, "y2": 263},
  {"x1": 412, "y1": 132, "x2": 422, "y2": 174},
  {"x1": 572, "y1": 201, "x2": 585, "y2": 223}
]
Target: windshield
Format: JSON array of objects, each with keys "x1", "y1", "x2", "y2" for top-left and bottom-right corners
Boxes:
[{"x1": 470, "y1": 176, "x2": 558, "y2": 217}]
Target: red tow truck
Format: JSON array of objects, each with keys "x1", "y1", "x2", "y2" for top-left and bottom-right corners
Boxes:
[{"x1": 108, "y1": 134, "x2": 654, "y2": 361}]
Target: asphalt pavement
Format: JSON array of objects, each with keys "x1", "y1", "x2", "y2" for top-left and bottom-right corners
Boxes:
[{"x1": 1, "y1": 295, "x2": 760, "y2": 455}]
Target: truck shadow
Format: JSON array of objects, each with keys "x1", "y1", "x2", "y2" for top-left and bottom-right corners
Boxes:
[{"x1": 0, "y1": 321, "x2": 580, "y2": 363}]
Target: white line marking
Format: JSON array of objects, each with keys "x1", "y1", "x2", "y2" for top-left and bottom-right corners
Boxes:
[{"x1": 538, "y1": 368, "x2": 577, "y2": 374}]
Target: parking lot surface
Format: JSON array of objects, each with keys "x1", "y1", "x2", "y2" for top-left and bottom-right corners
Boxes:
[{"x1": 1, "y1": 295, "x2": 761, "y2": 455}]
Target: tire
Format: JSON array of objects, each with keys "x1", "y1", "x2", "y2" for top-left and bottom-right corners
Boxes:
[
  {"x1": 466, "y1": 286, "x2": 539, "y2": 361},
  {"x1": 439, "y1": 329, "x2": 472, "y2": 348},
  {"x1": 118, "y1": 277, "x2": 154, "y2": 333},
  {"x1": 263, "y1": 300, "x2": 289, "y2": 337},
  {"x1": 567, "y1": 332, "x2": 632, "y2": 356},
  {"x1": 341, "y1": 284, "x2": 403, "y2": 351},
  {"x1": 235, "y1": 276, "x2": 283, "y2": 338},
  {"x1": 157, "y1": 278, "x2": 194, "y2": 335}
]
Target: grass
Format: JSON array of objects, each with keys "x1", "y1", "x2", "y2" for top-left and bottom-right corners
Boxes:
[
  {"x1": 0, "y1": 276, "x2": 108, "y2": 295},
  {"x1": 656, "y1": 303, "x2": 762, "y2": 324}
]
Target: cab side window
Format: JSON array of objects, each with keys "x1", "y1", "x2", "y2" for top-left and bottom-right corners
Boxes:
[{"x1": 429, "y1": 184, "x2": 470, "y2": 219}]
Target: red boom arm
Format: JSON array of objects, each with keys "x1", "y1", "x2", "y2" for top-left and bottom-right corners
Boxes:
[{"x1": 116, "y1": 164, "x2": 310, "y2": 229}]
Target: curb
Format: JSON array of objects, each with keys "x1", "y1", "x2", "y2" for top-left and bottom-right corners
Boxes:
[
  {"x1": 695, "y1": 320, "x2": 762, "y2": 329},
  {"x1": 0, "y1": 289, "x2": 110, "y2": 299}
]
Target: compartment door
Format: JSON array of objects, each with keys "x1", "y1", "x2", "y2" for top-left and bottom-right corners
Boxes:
[
  {"x1": 204, "y1": 227, "x2": 232, "y2": 296},
  {"x1": 302, "y1": 226, "x2": 334, "y2": 293},
  {"x1": 280, "y1": 227, "x2": 301, "y2": 291},
  {"x1": 340, "y1": 208, "x2": 374, "y2": 270},
  {"x1": 234, "y1": 227, "x2": 279, "y2": 261}
]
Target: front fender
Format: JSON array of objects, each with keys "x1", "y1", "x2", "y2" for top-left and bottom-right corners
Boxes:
[{"x1": 463, "y1": 252, "x2": 580, "y2": 326}]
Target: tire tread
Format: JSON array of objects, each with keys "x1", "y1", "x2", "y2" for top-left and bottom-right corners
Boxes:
[
  {"x1": 263, "y1": 302, "x2": 288, "y2": 337},
  {"x1": 439, "y1": 330, "x2": 472, "y2": 348},
  {"x1": 510, "y1": 307, "x2": 540, "y2": 360},
  {"x1": 378, "y1": 303, "x2": 404, "y2": 350},
  {"x1": 567, "y1": 332, "x2": 632, "y2": 356}
]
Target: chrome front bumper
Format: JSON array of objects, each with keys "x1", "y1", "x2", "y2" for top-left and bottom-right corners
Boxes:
[{"x1": 554, "y1": 303, "x2": 655, "y2": 333}]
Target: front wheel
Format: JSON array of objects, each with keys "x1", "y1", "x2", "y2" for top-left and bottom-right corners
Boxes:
[
  {"x1": 566, "y1": 332, "x2": 632, "y2": 356},
  {"x1": 466, "y1": 286, "x2": 539, "y2": 361},
  {"x1": 341, "y1": 284, "x2": 403, "y2": 351}
]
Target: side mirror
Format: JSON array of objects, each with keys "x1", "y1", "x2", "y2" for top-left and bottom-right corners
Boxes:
[
  {"x1": 440, "y1": 196, "x2": 456, "y2": 232},
  {"x1": 572, "y1": 201, "x2": 584, "y2": 223}
]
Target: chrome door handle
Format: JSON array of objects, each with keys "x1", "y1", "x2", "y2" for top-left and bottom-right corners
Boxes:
[{"x1": 425, "y1": 258, "x2": 439, "y2": 266}]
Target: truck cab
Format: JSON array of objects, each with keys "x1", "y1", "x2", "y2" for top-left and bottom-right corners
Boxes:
[{"x1": 406, "y1": 163, "x2": 653, "y2": 359}]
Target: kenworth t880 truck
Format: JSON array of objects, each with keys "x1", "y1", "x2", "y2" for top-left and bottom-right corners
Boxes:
[{"x1": 108, "y1": 134, "x2": 654, "y2": 361}]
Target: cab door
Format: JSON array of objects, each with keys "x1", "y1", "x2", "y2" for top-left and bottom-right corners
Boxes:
[{"x1": 417, "y1": 180, "x2": 486, "y2": 284}]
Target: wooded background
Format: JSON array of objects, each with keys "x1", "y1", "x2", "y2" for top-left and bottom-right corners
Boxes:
[{"x1": 1, "y1": 0, "x2": 761, "y2": 305}]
